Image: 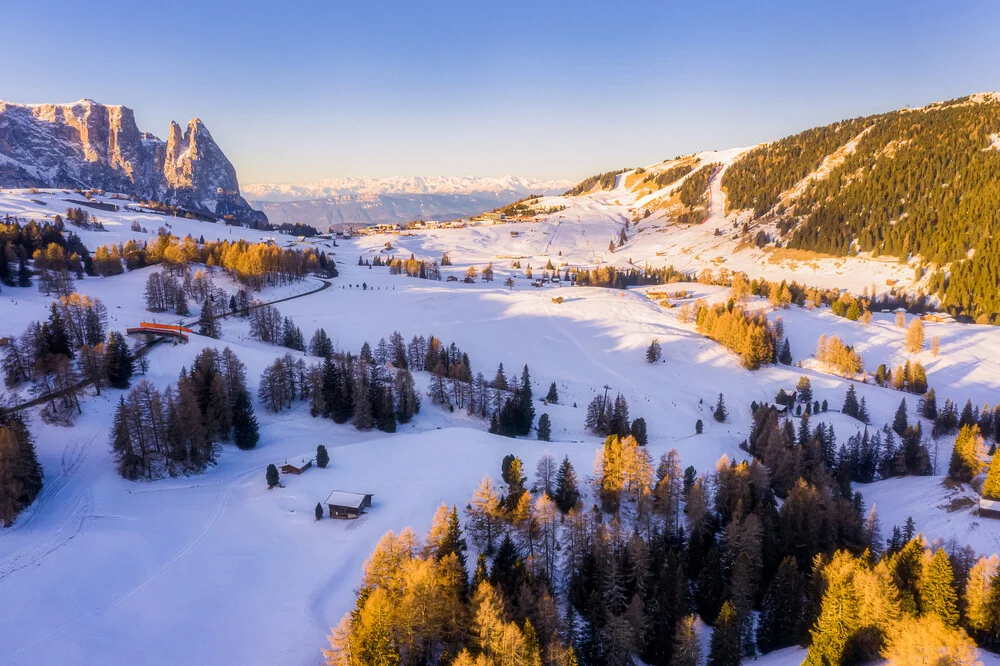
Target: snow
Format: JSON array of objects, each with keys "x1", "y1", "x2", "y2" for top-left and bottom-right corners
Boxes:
[
  {"x1": 753, "y1": 646, "x2": 1000, "y2": 665},
  {"x1": 324, "y1": 490, "x2": 371, "y2": 507},
  {"x1": 1, "y1": 187, "x2": 999, "y2": 664},
  {"x1": 241, "y1": 175, "x2": 574, "y2": 201}
]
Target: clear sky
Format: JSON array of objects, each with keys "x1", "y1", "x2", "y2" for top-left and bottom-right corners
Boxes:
[{"x1": 3, "y1": 0, "x2": 999, "y2": 184}]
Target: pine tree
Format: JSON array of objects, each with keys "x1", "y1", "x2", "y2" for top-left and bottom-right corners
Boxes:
[
  {"x1": 696, "y1": 419, "x2": 703, "y2": 434},
  {"x1": 545, "y1": 381, "x2": 559, "y2": 403},
  {"x1": 493, "y1": 362, "x2": 508, "y2": 391},
  {"x1": 232, "y1": 389, "x2": 260, "y2": 450},
  {"x1": 713, "y1": 393, "x2": 727, "y2": 423},
  {"x1": 779, "y1": 337, "x2": 792, "y2": 365},
  {"x1": 553, "y1": 456, "x2": 580, "y2": 513},
  {"x1": 315, "y1": 501, "x2": 324, "y2": 520},
  {"x1": 646, "y1": 339, "x2": 662, "y2": 363},
  {"x1": 922, "y1": 388, "x2": 938, "y2": 419},
  {"x1": 707, "y1": 601, "x2": 741, "y2": 666},
  {"x1": 393, "y1": 368, "x2": 420, "y2": 423},
  {"x1": 517, "y1": 365, "x2": 535, "y2": 436},
  {"x1": 309, "y1": 328, "x2": 333, "y2": 359},
  {"x1": 104, "y1": 330, "x2": 134, "y2": 389},
  {"x1": 756, "y1": 557, "x2": 806, "y2": 653},
  {"x1": 960, "y1": 399, "x2": 976, "y2": 428},
  {"x1": 266, "y1": 463, "x2": 279, "y2": 488},
  {"x1": 198, "y1": 298, "x2": 220, "y2": 339},
  {"x1": 842, "y1": 384, "x2": 859, "y2": 418},
  {"x1": 316, "y1": 444, "x2": 329, "y2": 468},
  {"x1": 696, "y1": 547, "x2": 725, "y2": 623},
  {"x1": 0, "y1": 416, "x2": 44, "y2": 526},
  {"x1": 893, "y1": 398, "x2": 908, "y2": 436},
  {"x1": 537, "y1": 413, "x2": 551, "y2": 441},
  {"x1": 631, "y1": 417, "x2": 648, "y2": 446}
]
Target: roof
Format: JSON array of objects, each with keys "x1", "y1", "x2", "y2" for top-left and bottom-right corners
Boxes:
[
  {"x1": 282, "y1": 455, "x2": 313, "y2": 469},
  {"x1": 325, "y1": 490, "x2": 372, "y2": 507}
]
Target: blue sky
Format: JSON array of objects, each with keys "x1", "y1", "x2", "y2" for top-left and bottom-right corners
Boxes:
[{"x1": 3, "y1": 0, "x2": 998, "y2": 183}]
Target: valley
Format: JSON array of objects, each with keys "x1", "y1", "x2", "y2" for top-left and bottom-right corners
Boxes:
[{"x1": 2, "y1": 159, "x2": 1000, "y2": 664}]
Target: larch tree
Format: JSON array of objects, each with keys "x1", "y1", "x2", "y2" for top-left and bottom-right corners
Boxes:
[
  {"x1": 948, "y1": 424, "x2": 985, "y2": 483},
  {"x1": 707, "y1": 601, "x2": 741, "y2": 666},
  {"x1": 964, "y1": 554, "x2": 999, "y2": 635},
  {"x1": 465, "y1": 476, "x2": 503, "y2": 554},
  {"x1": 980, "y1": 444, "x2": 1000, "y2": 500},
  {"x1": 906, "y1": 317, "x2": 924, "y2": 353},
  {"x1": 919, "y1": 548, "x2": 959, "y2": 626}
]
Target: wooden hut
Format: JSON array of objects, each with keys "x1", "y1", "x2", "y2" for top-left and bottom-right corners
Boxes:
[
  {"x1": 280, "y1": 455, "x2": 313, "y2": 475},
  {"x1": 326, "y1": 490, "x2": 374, "y2": 519},
  {"x1": 980, "y1": 498, "x2": 1000, "y2": 519}
]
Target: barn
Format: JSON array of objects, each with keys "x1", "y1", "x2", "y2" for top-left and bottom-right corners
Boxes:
[
  {"x1": 280, "y1": 455, "x2": 313, "y2": 475},
  {"x1": 326, "y1": 490, "x2": 374, "y2": 519}
]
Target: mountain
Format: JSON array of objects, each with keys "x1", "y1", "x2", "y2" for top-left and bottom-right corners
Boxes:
[
  {"x1": 0, "y1": 99, "x2": 266, "y2": 226},
  {"x1": 242, "y1": 175, "x2": 573, "y2": 230},
  {"x1": 720, "y1": 92, "x2": 1000, "y2": 320},
  {"x1": 242, "y1": 175, "x2": 574, "y2": 201}
]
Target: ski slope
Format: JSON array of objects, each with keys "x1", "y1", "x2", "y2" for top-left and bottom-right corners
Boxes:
[{"x1": 1, "y1": 188, "x2": 999, "y2": 664}]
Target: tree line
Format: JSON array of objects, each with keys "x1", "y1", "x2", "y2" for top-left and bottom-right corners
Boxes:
[
  {"x1": 0, "y1": 413, "x2": 43, "y2": 527},
  {"x1": 328, "y1": 390, "x2": 1000, "y2": 666},
  {"x1": 1, "y1": 295, "x2": 134, "y2": 422},
  {"x1": 90, "y1": 232, "x2": 337, "y2": 289},
  {"x1": 110, "y1": 346, "x2": 259, "y2": 479}
]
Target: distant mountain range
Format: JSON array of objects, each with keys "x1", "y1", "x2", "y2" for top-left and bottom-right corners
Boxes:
[
  {"x1": 0, "y1": 99, "x2": 266, "y2": 226},
  {"x1": 242, "y1": 176, "x2": 573, "y2": 230},
  {"x1": 241, "y1": 175, "x2": 573, "y2": 201}
]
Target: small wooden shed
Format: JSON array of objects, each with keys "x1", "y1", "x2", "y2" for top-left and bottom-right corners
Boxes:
[
  {"x1": 280, "y1": 455, "x2": 313, "y2": 475},
  {"x1": 326, "y1": 490, "x2": 374, "y2": 519},
  {"x1": 980, "y1": 498, "x2": 1000, "y2": 519}
]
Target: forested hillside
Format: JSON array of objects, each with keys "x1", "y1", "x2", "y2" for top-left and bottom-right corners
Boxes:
[{"x1": 722, "y1": 94, "x2": 1000, "y2": 321}]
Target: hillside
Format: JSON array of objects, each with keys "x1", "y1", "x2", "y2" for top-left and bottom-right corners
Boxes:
[{"x1": 721, "y1": 93, "x2": 1000, "y2": 321}]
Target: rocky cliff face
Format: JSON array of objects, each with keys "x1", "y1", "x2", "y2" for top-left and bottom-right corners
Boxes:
[{"x1": 0, "y1": 99, "x2": 266, "y2": 226}]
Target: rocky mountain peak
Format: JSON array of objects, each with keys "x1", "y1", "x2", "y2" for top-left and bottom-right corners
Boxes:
[{"x1": 0, "y1": 99, "x2": 265, "y2": 226}]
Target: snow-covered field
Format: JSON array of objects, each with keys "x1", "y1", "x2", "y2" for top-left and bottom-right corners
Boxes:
[{"x1": 1, "y1": 187, "x2": 999, "y2": 664}]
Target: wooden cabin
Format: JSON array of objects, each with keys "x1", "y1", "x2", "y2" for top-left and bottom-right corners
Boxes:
[
  {"x1": 980, "y1": 498, "x2": 1000, "y2": 519},
  {"x1": 280, "y1": 455, "x2": 313, "y2": 475},
  {"x1": 326, "y1": 490, "x2": 374, "y2": 519}
]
